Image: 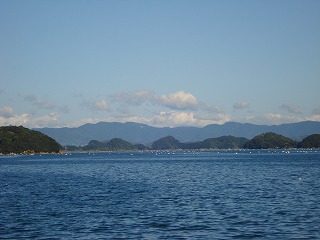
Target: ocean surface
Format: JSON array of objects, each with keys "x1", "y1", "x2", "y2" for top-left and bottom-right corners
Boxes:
[{"x1": 1, "y1": 150, "x2": 320, "y2": 239}]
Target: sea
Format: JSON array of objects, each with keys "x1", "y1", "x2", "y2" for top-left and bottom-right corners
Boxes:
[{"x1": 1, "y1": 150, "x2": 319, "y2": 239}]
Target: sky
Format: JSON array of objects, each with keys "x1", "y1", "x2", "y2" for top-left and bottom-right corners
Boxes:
[{"x1": 1, "y1": 0, "x2": 320, "y2": 128}]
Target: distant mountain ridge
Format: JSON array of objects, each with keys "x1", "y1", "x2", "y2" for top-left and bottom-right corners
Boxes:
[{"x1": 34, "y1": 121, "x2": 320, "y2": 146}]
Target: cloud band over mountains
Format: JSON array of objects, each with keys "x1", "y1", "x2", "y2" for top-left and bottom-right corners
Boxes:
[{"x1": 1, "y1": 90, "x2": 320, "y2": 128}]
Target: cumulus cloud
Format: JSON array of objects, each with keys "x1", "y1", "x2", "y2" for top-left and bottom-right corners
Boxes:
[
  {"x1": 280, "y1": 104, "x2": 302, "y2": 114},
  {"x1": 81, "y1": 99, "x2": 110, "y2": 112},
  {"x1": 150, "y1": 111, "x2": 197, "y2": 127},
  {"x1": 0, "y1": 114, "x2": 29, "y2": 126},
  {"x1": 110, "y1": 111, "x2": 222, "y2": 127},
  {"x1": 31, "y1": 113, "x2": 60, "y2": 127},
  {"x1": 155, "y1": 91, "x2": 198, "y2": 110},
  {"x1": 198, "y1": 113, "x2": 231, "y2": 124},
  {"x1": 0, "y1": 108, "x2": 60, "y2": 128},
  {"x1": 94, "y1": 100, "x2": 109, "y2": 111},
  {"x1": 146, "y1": 111, "x2": 230, "y2": 127},
  {"x1": 68, "y1": 114, "x2": 151, "y2": 128},
  {"x1": 113, "y1": 90, "x2": 198, "y2": 110},
  {"x1": 244, "y1": 113, "x2": 304, "y2": 125},
  {"x1": 112, "y1": 90, "x2": 200, "y2": 111},
  {"x1": 306, "y1": 115, "x2": 320, "y2": 122},
  {"x1": 233, "y1": 101, "x2": 250, "y2": 110}
]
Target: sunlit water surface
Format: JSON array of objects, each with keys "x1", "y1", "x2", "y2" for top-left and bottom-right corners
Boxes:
[{"x1": 1, "y1": 150, "x2": 320, "y2": 239}]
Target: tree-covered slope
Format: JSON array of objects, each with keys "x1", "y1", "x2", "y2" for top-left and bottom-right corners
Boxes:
[
  {"x1": 151, "y1": 136, "x2": 183, "y2": 150},
  {"x1": 83, "y1": 138, "x2": 139, "y2": 151},
  {"x1": 65, "y1": 133, "x2": 320, "y2": 152},
  {"x1": 298, "y1": 134, "x2": 320, "y2": 148},
  {"x1": 243, "y1": 132, "x2": 297, "y2": 149},
  {"x1": 151, "y1": 135, "x2": 248, "y2": 150},
  {"x1": 0, "y1": 126, "x2": 62, "y2": 154},
  {"x1": 200, "y1": 136, "x2": 248, "y2": 149}
]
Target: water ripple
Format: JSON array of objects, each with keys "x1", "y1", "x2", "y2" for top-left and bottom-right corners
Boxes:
[{"x1": 1, "y1": 150, "x2": 320, "y2": 239}]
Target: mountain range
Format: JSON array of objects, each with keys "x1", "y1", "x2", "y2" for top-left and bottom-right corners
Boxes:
[{"x1": 34, "y1": 121, "x2": 320, "y2": 146}]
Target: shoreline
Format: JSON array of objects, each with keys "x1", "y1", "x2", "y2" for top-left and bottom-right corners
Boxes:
[{"x1": 1, "y1": 148, "x2": 319, "y2": 157}]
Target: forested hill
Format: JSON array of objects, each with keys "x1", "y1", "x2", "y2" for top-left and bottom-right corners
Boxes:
[
  {"x1": 64, "y1": 133, "x2": 320, "y2": 151},
  {"x1": 0, "y1": 126, "x2": 62, "y2": 154},
  {"x1": 82, "y1": 138, "x2": 144, "y2": 151},
  {"x1": 66, "y1": 135, "x2": 249, "y2": 151},
  {"x1": 297, "y1": 134, "x2": 320, "y2": 148},
  {"x1": 150, "y1": 135, "x2": 249, "y2": 150},
  {"x1": 243, "y1": 132, "x2": 297, "y2": 149}
]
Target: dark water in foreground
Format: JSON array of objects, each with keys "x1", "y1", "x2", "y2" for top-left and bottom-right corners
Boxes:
[{"x1": 1, "y1": 150, "x2": 320, "y2": 239}]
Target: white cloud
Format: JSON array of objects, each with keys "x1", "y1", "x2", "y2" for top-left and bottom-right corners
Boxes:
[
  {"x1": 67, "y1": 118, "x2": 98, "y2": 127},
  {"x1": 94, "y1": 100, "x2": 109, "y2": 111},
  {"x1": 0, "y1": 113, "x2": 29, "y2": 126},
  {"x1": 197, "y1": 113, "x2": 231, "y2": 125},
  {"x1": 306, "y1": 115, "x2": 320, "y2": 122},
  {"x1": 280, "y1": 104, "x2": 302, "y2": 114},
  {"x1": 243, "y1": 113, "x2": 304, "y2": 125},
  {"x1": 112, "y1": 90, "x2": 198, "y2": 110},
  {"x1": 81, "y1": 99, "x2": 110, "y2": 112},
  {"x1": 156, "y1": 91, "x2": 198, "y2": 110},
  {"x1": 150, "y1": 111, "x2": 198, "y2": 127},
  {"x1": 146, "y1": 111, "x2": 230, "y2": 127},
  {"x1": 68, "y1": 114, "x2": 151, "y2": 128},
  {"x1": 31, "y1": 113, "x2": 60, "y2": 127},
  {"x1": 110, "y1": 111, "x2": 208, "y2": 127},
  {"x1": 233, "y1": 101, "x2": 250, "y2": 110},
  {"x1": 0, "y1": 109, "x2": 60, "y2": 128}
]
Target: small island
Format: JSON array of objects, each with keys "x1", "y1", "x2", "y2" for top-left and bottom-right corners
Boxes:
[
  {"x1": 243, "y1": 132, "x2": 297, "y2": 149},
  {"x1": 297, "y1": 134, "x2": 320, "y2": 148},
  {"x1": 0, "y1": 126, "x2": 62, "y2": 154},
  {"x1": 150, "y1": 135, "x2": 249, "y2": 150},
  {"x1": 63, "y1": 132, "x2": 320, "y2": 151}
]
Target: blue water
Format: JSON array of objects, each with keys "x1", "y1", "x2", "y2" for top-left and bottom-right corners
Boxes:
[{"x1": 1, "y1": 150, "x2": 320, "y2": 239}]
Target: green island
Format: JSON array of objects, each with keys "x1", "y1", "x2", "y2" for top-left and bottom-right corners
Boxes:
[
  {"x1": 297, "y1": 134, "x2": 320, "y2": 148},
  {"x1": 1, "y1": 125, "x2": 320, "y2": 155},
  {"x1": 0, "y1": 126, "x2": 62, "y2": 154},
  {"x1": 64, "y1": 132, "x2": 320, "y2": 152},
  {"x1": 243, "y1": 132, "x2": 297, "y2": 149}
]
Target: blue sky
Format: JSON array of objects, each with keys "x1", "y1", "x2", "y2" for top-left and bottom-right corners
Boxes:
[{"x1": 1, "y1": 0, "x2": 319, "y2": 128}]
